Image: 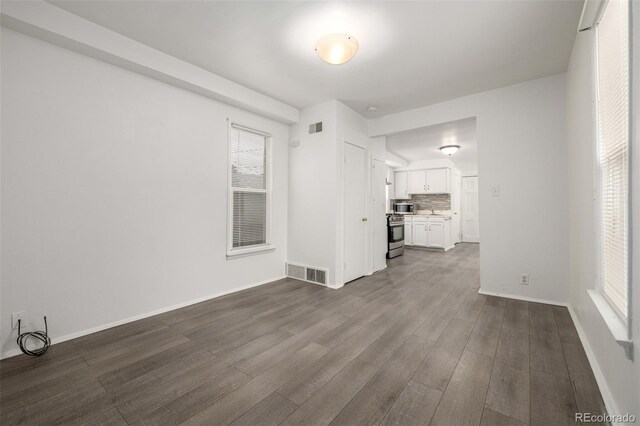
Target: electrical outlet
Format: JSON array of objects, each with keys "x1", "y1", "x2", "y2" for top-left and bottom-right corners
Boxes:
[
  {"x1": 520, "y1": 274, "x2": 529, "y2": 286},
  {"x1": 12, "y1": 311, "x2": 26, "y2": 330}
]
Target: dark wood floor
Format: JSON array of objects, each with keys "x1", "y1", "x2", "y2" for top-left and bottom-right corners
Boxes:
[{"x1": 1, "y1": 244, "x2": 606, "y2": 425}]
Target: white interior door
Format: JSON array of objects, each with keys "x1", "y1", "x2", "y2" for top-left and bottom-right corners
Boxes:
[
  {"x1": 372, "y1": 159, "x2": 387, "y2": 273},
  {"x1": 344, "y1": 142, "x2": 367, "y2": 282},
  {"x1": 451, "y1": 169, "x2": 461, "y2": 243},
  {"x1": 462, "y1": 176, "x2": 480, "y2": 243}
]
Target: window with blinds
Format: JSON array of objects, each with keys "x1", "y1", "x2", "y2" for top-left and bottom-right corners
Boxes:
[
  {"x1": 595, "y1": 0, "x2": 630, "y2": 319},
  {"x1": 229, "y1": 123, "x2": 270, "y2": 251}
]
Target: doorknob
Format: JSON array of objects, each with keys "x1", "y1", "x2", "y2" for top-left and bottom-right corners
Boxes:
[{"x1": 361, "y1": 217, "x2": 368, "y2": 222}]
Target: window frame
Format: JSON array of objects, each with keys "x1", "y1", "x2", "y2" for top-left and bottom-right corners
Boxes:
[
  {"x1": 590, "y1": 0, "x2": 632, "y2": 352},
  {"x1": 226, "y1": 120, "x2": 274, "y2": 257}
]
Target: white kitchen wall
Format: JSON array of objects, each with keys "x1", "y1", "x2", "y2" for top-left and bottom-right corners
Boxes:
[
  {"x1": 566, "y1": 21, "x2": 639, "y2": 418},
  {"x1": 0, "y1": 29, "x2": 289, "y2": 358},
  {"x1": 369, "y1": 74, "x2": 570, "y2": 304}
]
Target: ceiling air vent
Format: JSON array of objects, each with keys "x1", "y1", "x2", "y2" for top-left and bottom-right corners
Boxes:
[
  {"x1": 308, "y1": 122, "x2": 323, "y2": 134},
  {"x1": 286, "y1": 263, "x2": 328, "y2": 286}
]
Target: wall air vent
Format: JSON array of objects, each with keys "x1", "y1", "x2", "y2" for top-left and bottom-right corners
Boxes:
[
  {"x1": 308, "y1": 122, "x2": 323, "y2": 134},
  {"x1": 287, "y1": 263, "x2": 305, "y2": 281},
  {"x1": 306, "y1": 268, "x2": 327, "y2": 285},
  {"x1": 286, "y1": 263, "x2": 328, "y2": 286}
]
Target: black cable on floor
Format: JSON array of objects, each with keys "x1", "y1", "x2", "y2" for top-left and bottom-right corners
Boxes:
[{"x1": 16, "y1": 316, "x2": 51, "y2": 357}]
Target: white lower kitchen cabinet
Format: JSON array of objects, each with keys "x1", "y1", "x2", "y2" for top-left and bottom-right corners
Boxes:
[
  {"x1": 404, "y1": 216, "x2": 454, "y2": 251},
  {"x1": 404, "y1": 221, "x2": 413, "y2": 246},
  {"x1": 412, "y1": 219, "x2": 428, "y2": 246},
  {"x1": 427, "y1": 221, "x2": 445, "y2": 248}
]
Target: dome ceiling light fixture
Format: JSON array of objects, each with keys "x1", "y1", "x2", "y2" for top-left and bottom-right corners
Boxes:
[
  {"x1": 315, "y1": 33, "x2": 359, "y2": 65},
  {"x1": 366, "y1": 105, "x2": 378, "y2": 112},
  {"x1": 439, "y1": 145, "x2": 460, "y2": 156}
]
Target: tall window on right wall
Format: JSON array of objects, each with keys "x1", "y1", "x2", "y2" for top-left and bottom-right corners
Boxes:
[{"x1": 595, "y1": 0, "x2": 630, "y2": 322}]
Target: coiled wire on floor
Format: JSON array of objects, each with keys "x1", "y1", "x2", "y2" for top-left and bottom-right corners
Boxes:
[{"x1": 16, "y1": 316, "x2": 51, "y2": 357}]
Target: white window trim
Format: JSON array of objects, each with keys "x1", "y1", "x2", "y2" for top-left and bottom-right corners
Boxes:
[
  {"x1": 226, "y1": 120, "x2": 274, "y2": 258},
  {"x1": 590, "y1": 1, "x2": 633, "y2": 356}
]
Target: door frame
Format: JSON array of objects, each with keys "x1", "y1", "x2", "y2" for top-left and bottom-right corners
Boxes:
[{"x1": 370, "y1": 156, "x2": 388, "y2": 273}]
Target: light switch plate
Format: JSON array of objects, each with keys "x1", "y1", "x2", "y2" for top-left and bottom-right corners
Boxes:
[{"x1": 491, "y1": 186, "x2": 501, "y2": 197}]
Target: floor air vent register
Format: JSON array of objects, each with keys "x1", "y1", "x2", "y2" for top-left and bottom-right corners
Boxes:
[{"x1": 286, "y1": 263, "x2": 327, "y2": 285}]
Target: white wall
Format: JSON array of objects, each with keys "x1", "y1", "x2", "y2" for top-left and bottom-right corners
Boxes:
[
  {"x1": 456, "y1": 163, "x2": 479, "y2": 177},
  {"x1": 1, "y1": 1, "x2": 299, "y2": 124},
  {"x1": 369, "y1": 74, "x2": 570, "y2": 304},
  {"x1": 478, "y1": 74, "x2": 569, "y2": 303},
  {"x1": 335, "y1": 101, "x2": 375, "y2": 285},
  {"x1": 566, "y1": 20, "x2": 640, "y2": 418},
  {"x1": 369, "y1": 137, "x2": 407, "y2": 168},
  {"x1": 287, "y1": 100, "x2": 338, "y2": 285},
  {"x1": 0, "y1": 29, "x2": 290, "y2": 358},
  {"x1": 395, "y1": 158, "x2": 456, "y2": 172},
  {"x1": 288, "y1": 100, "x2": 393, "y2": 287}
]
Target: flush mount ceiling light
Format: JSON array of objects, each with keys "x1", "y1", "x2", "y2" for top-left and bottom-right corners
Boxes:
[
  {"x1": 366, "y1": 105, "x2": 378, "y2": 112},
  {"x1": 315, "y1": 34, "x2": 359, "y2": 65},
  {"x1": 439, "y1": 145, "x2": 460, "y2": 156}
]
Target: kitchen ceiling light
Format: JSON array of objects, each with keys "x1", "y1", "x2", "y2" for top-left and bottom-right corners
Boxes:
[
  {"x1": 439, "y1": 145, "x2": 460, "y2": 156},
  {"x1": 366, "y1": 105, "x2": 379, "y2": 112},
  {"x1": 315, "y1": 34, "x2": 359, "y2": 65}
]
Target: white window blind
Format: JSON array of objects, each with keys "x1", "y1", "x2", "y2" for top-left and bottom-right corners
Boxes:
[
  {"x1": 596, "y1": 0, "x2": 630, "y2": 319},
  {"x1": 229, "y1": 124, "x2": 270, "y2": 250}
]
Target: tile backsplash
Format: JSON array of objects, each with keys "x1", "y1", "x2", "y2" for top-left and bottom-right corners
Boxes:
[{"x1": 390, "y1": 194, "x2": 451, "y2": 211}]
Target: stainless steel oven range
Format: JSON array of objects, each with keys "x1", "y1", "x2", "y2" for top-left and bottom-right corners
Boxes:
[{"x1": 387, "y1": 214, "x2": 405, "y2": 259}]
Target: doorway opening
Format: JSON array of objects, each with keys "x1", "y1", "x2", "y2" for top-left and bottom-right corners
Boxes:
[{"x1": 383, "y1": 117, "x2": 480, "y2": 252}]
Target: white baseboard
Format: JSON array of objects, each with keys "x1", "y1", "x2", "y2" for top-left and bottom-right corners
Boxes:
[
  {"x1": 567, "y1": 306, "x2": 621, "y2": 425},
  {"x1": 0, "y1": 275, "x2": 286, "y2": 360},
  {"x1": 477, "y1": 289, "x2": 569, "y2": 307}
]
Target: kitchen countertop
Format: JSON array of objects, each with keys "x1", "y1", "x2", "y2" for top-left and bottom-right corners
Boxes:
[{"x1": 405, "y1": 214, "x2": 452, "y2": 219}]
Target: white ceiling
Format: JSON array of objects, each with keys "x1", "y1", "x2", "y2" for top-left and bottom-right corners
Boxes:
[
  {"x1": 386, "y1": 118, "x2": 477, "y2": 168},
  {"x1": 49, "y1": 0, "x2": 582, "y2": 118}
]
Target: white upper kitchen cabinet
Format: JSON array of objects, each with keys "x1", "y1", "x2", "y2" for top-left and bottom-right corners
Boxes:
[
  {"x1": 426, "y1": 168, "x2": 449, "y2": 194},
  {"x1": 395, "y1": 171, "x2": 409, "y2": 199},
  {"x1": 408, "y1": 170, "x2": 427, "y2": 195},
  {"x1": 396, "y1": 168, "x2": 451, "y2": 196}
]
